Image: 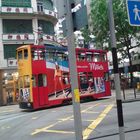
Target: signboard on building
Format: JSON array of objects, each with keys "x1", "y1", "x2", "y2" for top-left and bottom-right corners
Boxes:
[{"x1": 7, "y1": 58, "x2": 17, "y2": 67}]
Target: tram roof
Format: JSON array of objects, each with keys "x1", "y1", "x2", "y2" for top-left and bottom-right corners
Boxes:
[{"x1": 45, "y1": 44, "x2": 67, "y2": 52}]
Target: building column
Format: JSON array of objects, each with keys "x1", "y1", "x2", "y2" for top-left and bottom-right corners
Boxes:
[
  {"x1": 32, "y1": 18, "x2": 39, "y2": 45},
  {"x1": 31, "y1": 0, "x2": 37, "y2": 12},
  {"x1": 0, "y1": 18, "x2": 7, "y2": 67}
]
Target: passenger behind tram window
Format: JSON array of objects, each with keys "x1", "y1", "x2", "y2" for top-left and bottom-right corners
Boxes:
[
  {"x1": 32, "y1": 50, "x2": 38, "y2": 60},
  {"x1": 78, "y1": 53, "x2": 86, "y2": 61},
  {"x1": 39, "y1": 50, "x2": 45, "y2": 60},
  {"x1": 101, "y1": 53, "x2": 106, "y2": 62},
  {"x1": 93, "y1": 53, "x2": 100, "y2": 62},
  {"x1": 86, "y1": 53, "x2": 92, "y2": 62}
]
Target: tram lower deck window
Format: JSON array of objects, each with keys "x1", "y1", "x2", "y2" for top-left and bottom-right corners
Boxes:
[{"x1": 38, "y1": 74, "x2": 47, "y2": 87}]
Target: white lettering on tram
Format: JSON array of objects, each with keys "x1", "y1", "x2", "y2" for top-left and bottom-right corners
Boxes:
[{"x1": 89, "y1": 63, "x2": 104, "y2": 71}]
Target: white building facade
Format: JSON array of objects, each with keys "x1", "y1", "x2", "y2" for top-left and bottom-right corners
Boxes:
[{"x1": 0, "y1": 0, "x2": 57, "y2": 105}]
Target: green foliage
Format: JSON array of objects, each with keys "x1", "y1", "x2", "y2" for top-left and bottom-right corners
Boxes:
[
  {"x1": 90, "y1": 0, "x2": 109, "y2": 48},
  {"x1": 81, "y1": 27, "x2": 91, "y2": 44},
  {"x1": 90, "y1": 0, "x2": 140, "y2": 52}
]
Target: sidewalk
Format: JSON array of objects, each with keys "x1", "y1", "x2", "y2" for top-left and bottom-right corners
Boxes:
[
  {"x1": 111, "y1": 88, "x2": 140, "y2": 103},
  {"x1": 88, "y1": 90, "x2": 140, "y2": 140}
]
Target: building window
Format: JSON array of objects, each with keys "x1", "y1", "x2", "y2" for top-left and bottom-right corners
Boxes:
[
  {"x1": 2, "y1": 0, "x2": 31, "y2": 7},
  {"x1": 43, "y1": 0, "x2": 53, "y2": 11},
  {"x1": 37, "y1": 2, "x2": 43, "y2": 12},
  {"x1": 3, "y1": 19, "x2": 32, "y2": 34},
  {"x1": 4, "y1": 44, "x2": 20, "y2": 59},
  {"x1": 38, "y1": 20, "x2": 54, "y2": 35}
]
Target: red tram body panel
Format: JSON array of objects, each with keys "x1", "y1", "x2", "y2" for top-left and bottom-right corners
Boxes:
[{"x1": 17, "y1": 45, "x2": 111, "y2": 109}]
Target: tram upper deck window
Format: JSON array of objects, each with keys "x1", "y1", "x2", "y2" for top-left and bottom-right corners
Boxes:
[
  {"x1": 46, "y1": 51, "x2": 55, "y2": 62},
  {"x1": 100, "y1": 53, "x2": 107, "y2": 61},
  {"x1": 77, "y1": 53, "x2": 86, "y2": 61},
  {"x1": 18, "y1": 50, "x2": 23, "y2": 60},
  {"x1": 31, "y1": 49, "x2": 38, "y2": 60},
  {"x1": 31, "y1": 48, "x2": 45, "y2": 60},
  {"x1": 57, "y1": 53, "x2": 63, "y2": 61},
  {"x1": 86, "y1": 52, "x2": 93, "y2": 62},
  {"x1": 63, "y1": 54, "x2": 68, "y2": 61},
  {"x1": 93, "y1": 52, "x2": 100, "y2": 62},
  {"x1": 63, "y1": 52, "x2": 68, "y2": 61},
  {"x1": 38, "y1": 49, "x2": 45, "y2": 60},
  {"x1": 24, "y1": 49, "x2": 28, "y2": 59}
]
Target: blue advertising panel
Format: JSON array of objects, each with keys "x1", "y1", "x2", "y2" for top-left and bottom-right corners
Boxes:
[{"x1": 126, "y1": 0, "x2": 140, "y2": 26}]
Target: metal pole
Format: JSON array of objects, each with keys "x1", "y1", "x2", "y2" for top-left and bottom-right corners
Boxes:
[
  {"x1": 107, "y1": 0, "x2": 125, "y2": 140},
  {"x1": 65, "y1": 0, "x2": 83, "y2": 140}
]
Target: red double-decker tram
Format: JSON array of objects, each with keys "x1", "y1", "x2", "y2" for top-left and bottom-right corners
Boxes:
[{"x1": 17, "y1": 45, "x2": 111, "y2": 109}]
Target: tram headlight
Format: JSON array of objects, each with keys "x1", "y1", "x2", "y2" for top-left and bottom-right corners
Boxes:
[{"x1": 27, "y1": 103, "x2": 31, "y2": 107}]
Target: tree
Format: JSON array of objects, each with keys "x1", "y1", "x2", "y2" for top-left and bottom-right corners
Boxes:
[{"x1": 90, "y1": 0, "x2": 140, "y2": 87}]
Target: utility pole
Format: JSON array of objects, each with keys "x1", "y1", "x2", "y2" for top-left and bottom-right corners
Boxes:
[
  {"x1": 65, "y1": 0, "x2": 83, "y2": 140},
  {"x1": 107, "y1": 0, "x2": 125, "y2": 140}
]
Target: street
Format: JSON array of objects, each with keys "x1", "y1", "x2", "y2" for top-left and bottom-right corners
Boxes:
[{"x1": 0, "y1": 91, "x2": 140, "y2": 140}]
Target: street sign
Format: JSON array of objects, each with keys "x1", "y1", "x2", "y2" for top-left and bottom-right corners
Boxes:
[{"x1": 126, "y1": 0, "x2": 140, "y2": 26}]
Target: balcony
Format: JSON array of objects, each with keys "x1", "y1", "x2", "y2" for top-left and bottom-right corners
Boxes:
[
  {"x1": 2, "y1": 33, "x2": 34, "y2": 41},
  {"x1": 0, "y1": 6, "x2": 57, "y2": 24},
  {"x1": 2, "y1": 33, "x2": 56, "y2": 43},
  {"x1": 1, "y1": 7, "x2": 33, "y2": 14},
  {"x1": 35, "y1": 9, "x2": 57, "y2": 24}
]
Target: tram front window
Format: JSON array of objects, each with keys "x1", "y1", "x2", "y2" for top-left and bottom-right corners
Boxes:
[
  {"x1": 24, "y1": 49, "x2": 28, "y2": 59},
  {"x1": 18, "y1": 50, "x2": 23, "y2": 60}
]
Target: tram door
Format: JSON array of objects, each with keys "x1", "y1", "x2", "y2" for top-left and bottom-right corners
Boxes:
[{"x1": 37, "y1": 74, "x2": 48, "y2": 106}]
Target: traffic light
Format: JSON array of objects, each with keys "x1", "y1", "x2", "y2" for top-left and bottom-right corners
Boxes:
[
  {"x1": 61, "y1": 0, "x2": 88, "y2": 36},
  {"x1": 54, "y1": 0, "x2": 82, "y2": 18}
]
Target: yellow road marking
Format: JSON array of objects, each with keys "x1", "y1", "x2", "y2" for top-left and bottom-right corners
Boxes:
[
  {"x1": 0, "y1": 109, "x2": 15, "y2": 113},
  {"x1": 31, "y1": 103, "x2": 100, "y2": 136},
  {"x1": 81, "y1": 104, "x2": 100, "y2": 113},
  {"x1": 31, "y1": 121, "x2": 62, "y2": 135},
  {"x1": 43, "y1": 129, "x2": 74, "y2": 134},
  {"x1": 58, "y1": 103, "x2": 100, "y2": 121},
  {"x1": 83, "y1": 104, "x2": 114, "y2": 140}
]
